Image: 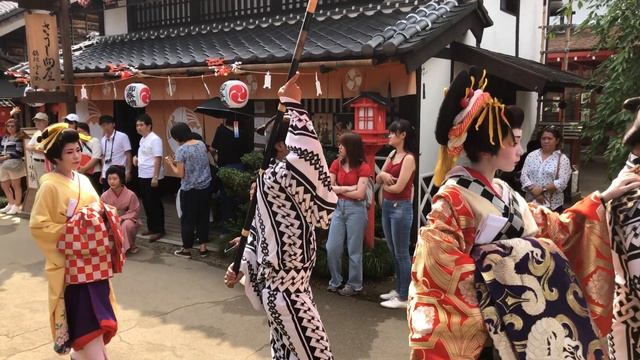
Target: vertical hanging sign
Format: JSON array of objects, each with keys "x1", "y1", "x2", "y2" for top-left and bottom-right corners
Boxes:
[{"x1": 25, "y1": 12, "x2": 61, "y2": 90}]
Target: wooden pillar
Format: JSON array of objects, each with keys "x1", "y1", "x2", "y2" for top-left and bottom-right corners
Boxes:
[{"x1": 58, "y1": 0, "x2": 76, "y2": 113}]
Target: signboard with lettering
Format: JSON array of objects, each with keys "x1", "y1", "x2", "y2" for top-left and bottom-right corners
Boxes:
[{"x1": 25, "y1": 12, "x2": 61, "y2": 90}]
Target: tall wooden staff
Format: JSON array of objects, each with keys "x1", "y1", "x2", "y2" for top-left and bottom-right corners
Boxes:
[{"x1": 231, "y1": 0, "x2": 319, "y2": 274}]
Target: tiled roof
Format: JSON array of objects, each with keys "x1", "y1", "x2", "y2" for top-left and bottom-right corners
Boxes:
[
  {"x1": 451, "y1": 42, "x2": 586, "y2": 92},
  {"x1": 547, "y1": 27, "x2": 600, "y2": 52},
  {"x1": 60, "y1": 0, "x2": 490, "y2": 72},
  {"x1": 0, "y1": 1, "x2": 21, "y2": 22}
]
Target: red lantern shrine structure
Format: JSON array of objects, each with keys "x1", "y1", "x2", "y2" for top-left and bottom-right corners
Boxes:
[{"x1": 344, "y1": 92, "x2": 389, "y2": 249}]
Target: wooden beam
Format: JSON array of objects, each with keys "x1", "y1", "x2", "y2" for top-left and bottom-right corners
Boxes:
[
  {"x1": 22, "y1": 90, "x2": 76, "y2": 104},
  {"x1": 58, "y1": 0, "x2": 76, "y2": 113},
  {"x1": 17, "y1": 0, "x2": 58, "y2": 11}
]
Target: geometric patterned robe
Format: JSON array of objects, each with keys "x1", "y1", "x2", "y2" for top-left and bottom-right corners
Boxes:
[
  {"x1": 608, "y1": 154, "x2": 640, "y2": 359},
  {"x1": 409, "y1": 166, "x2": 613, "y2": 360},
  {"x1": 240, "y1": 99, "x2": 337, "y2": 359}
]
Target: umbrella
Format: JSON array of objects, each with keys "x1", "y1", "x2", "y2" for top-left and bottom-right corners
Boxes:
[{"x1": 194, "y1": 97, "x2": 253, "y2": 122}]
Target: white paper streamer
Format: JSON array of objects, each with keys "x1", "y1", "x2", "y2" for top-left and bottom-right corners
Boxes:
[
  {"x1": 315, "y1": 72, "x2": 322, "y2": 96},
  {"x1": 202, "y1": 75, "x2": 211, "y2": 97},
  {"x1": 264, "y1": 71, "x2": 272, "y2": 89},
  {"x1": 80, "y1": 85, "x2": 88, "y2": 100}
]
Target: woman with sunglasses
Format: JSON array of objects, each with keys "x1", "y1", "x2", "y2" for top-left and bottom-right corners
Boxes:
[
  {"x1": 0, "y1": 118, "x2": 26, "y2": 215},
  {"x1": 520, "y1": 125, "x2": 571, "y2": 212}
]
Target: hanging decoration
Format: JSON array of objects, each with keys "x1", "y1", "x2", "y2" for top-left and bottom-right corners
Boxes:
[
  {"x1": 263, "y1": 71, "x2": 272, "y2": 89},
  {"x1": 4, "y1": 70, "x2": 29, "y2": 85},
  {"x1": 4, "y1": 58, "x2": 332, "y2": 102},
  {"x1": 201, "y1": 75, "x2": 211, "y2": 97},
  {"x1": 207, "y1": 58, "x2": 232, "y2": 76},
  {"x1": 166, "y1": 76, "x2": 175, "y2": 96},
  {"x1": 78, "y1": 0, "x2": 116, "y2": 7},
  {"x1": 315, "y1": 72, "x2": 322, "y2": 97},
  {"x1": 105, "y1": 64, "x2": 138, "y2": 80},
  {"x1": 80, "y1": 84, "x2": 88, "y2": 100},
  {"x1": 124, "y1": 83, "x2": 151, "y2": 108},
  {"x1": 220, "y1": 80, "x2": 249, "y2": 108}
]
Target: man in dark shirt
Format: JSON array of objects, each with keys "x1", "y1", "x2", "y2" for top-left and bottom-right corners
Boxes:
[
  {"x1": 211, "y1": 119, "x2": 246, "y2": 169},
  {"x1": 210, "y1": 118, "x2": 251, "y2": 224}
]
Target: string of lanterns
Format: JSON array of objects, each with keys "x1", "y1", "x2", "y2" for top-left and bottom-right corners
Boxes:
[{"x1": 5, "y1": 58, "x2": 324, "y2": 108}]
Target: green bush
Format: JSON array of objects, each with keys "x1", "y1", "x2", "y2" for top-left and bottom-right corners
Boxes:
[
  {"x1": 218, "y1": 167, "x2": 254, "y2": 198},
  {"x1": 241, "y1": 151, "x2": 263, "y2": 173},
  {"x1": 0, "y1": 196, "x2": 6, "y2": 208}
]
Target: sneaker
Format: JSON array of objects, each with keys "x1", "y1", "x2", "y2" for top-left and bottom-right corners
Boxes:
[
  {"x1": 173, "y1": 248, "x2": 192, "y2": 259},
  {"x1": 6, "y1": 204, "x2": 21, "y2": 215},
  {"x1": 199, "y1": 249, "x2": 209, "y2": 258},
  {"x1": 338, "y1": 285, "x2": 362, "y2": 297},
  {"x1": 0, "y1": 203, "x2": 12, "y2": 213},
  {"x1": 380, "y1": 297, "x2": 407, "y2": 309},
  {"x1": 327, "y1": 284, "x2": 340, "y2": 293},
  {"x1": 379, "y1": 289, "x2": 399, "y2": 301}
]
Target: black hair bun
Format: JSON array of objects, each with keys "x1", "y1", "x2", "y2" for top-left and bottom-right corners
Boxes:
[
  {"x1": 435, "y1": 66, "x2": 483, "y2": 145},
  {"x1": 623, "y1": 97, "x2": 640, "y2": 112},
  {"x1": 504, "y1": 106, "x2": 524, "y2": 129}
]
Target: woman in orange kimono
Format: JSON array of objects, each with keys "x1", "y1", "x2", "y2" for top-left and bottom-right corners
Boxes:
[
  {"x1": 101, "y1": 165, "x2": 140, "y2": 254},
  {"x1": 408, "y1": 67, "x2": 640, "y2": 360}
]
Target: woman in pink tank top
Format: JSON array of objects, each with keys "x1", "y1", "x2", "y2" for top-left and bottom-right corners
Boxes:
[{"x1": 375, "y1": 119, "x2": 417, "y2": 309}]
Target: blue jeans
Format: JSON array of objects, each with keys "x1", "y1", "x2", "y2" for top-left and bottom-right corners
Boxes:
[
  {"x1": 382, "y1": 199, "x2": 412, "y2": 300},
  {"x1": 326, "y1": 199, "x2": 367, "y2": 290}
]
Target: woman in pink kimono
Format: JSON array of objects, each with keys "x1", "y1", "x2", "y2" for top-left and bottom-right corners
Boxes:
[{"x1": 101, "y1": 165, "x2": 140, "y2": 254}]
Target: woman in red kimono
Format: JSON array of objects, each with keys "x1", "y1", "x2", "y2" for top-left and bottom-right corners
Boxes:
[
  {"x1": 101, "y1": 165, "x2": 140, "y2": 254},
  {"x1": 408, "y1": 67, "x2": 640, "y2": 360}
]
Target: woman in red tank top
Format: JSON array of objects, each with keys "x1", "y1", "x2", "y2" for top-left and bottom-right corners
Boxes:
[
  {"x1": 326, "y1": 132, "x2": 371, "y2": 296},
  {"x1": 375, "y1": 119, "x2": 417, "y2": 309}
]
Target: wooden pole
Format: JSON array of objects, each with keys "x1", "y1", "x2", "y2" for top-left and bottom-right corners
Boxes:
[{"x1": 58, "y1": 0, "x2": 76, "y2": 113}]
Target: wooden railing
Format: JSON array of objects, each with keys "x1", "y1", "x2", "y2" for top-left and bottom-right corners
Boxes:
[{"x1": 128, "y1": 0, "x2": 377, "y2": 31}]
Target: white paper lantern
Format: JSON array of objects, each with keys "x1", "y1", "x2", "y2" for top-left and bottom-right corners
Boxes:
[
  {"x1": 124, "y1": 83, "x2": 151, "y2": 108},
  {"x1": 220, "y1": 80, "x2": 249, "y2": 108}
]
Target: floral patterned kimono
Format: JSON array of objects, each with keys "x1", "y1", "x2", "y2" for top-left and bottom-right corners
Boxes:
[{"x1": 409, "y1": 166, "x2": 613, "y2": 360}]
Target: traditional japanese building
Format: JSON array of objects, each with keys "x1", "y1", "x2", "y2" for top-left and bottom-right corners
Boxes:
[{"x1": 3, "y1": 0, "x2": 585, "y2": 228}]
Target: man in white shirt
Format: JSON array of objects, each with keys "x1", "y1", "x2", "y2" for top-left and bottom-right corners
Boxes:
[
  {"x1": 134, "y1": 114, "x2": 165, "y2": 240},
  {"x1": 26, "y1": 112, "x2": 49, "y2": 185},
  {"x1": 99, "y1": 114, "x2": 132, "y2": 192},
  {"x1": 77, "y1": 122, "x2": 103, "y2": 193}
]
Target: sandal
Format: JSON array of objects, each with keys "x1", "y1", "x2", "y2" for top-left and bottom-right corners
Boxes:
[
  {"x1": 199, "y1": 249, "x2": 209, "y2": 258},
  {"x1": 129, "y1": 246, "x2": 140, "y2": 254}
]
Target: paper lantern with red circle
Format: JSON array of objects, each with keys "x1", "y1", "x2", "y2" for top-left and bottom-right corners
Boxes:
[
  {"x1": 124, "y1": 83, "x2": 151, "y2": 108},
  {"x1": 220, "y1": 80, "x2": 249, "y2": 108}
]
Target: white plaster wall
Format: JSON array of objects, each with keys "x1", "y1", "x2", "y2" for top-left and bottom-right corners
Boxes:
[
  {"x1": 419, "y1": 57, "x2": 452, "y2": 175},
  {"x1": 104, "y1": 5, "x2": 128, "y2": 36},
  {"x1": 462, "y1": 0, "x2": 544, "y2": 60},
  {"x1": 462, "y1": 1, "x2": 516, "y2": 55},
  {"x1": 518, "y1": 0, "x2": 544, "y2": 61},
  {"x1": 516, "y1": 91, "x2": 539, "y2": 146}
]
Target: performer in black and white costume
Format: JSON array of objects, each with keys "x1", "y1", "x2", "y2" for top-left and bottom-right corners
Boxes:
[
  {"x1": 609, "y1": 96, "x2": 640, "y2": 358},
  {"x1": 225, "y1": 74, "x2": 337, "y2": 359}
]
